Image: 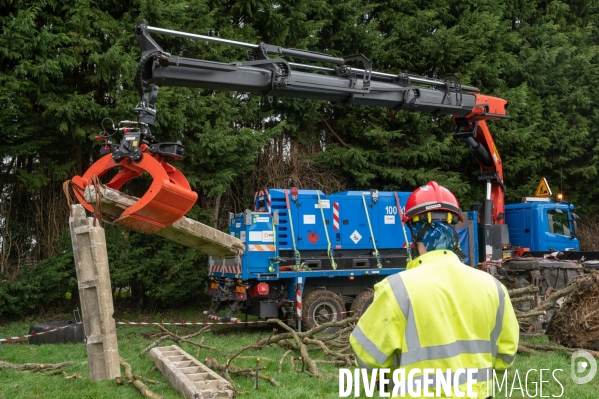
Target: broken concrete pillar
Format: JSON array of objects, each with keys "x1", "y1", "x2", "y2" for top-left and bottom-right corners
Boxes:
[
  {"x1": 69, "y1": 204, "x2": 120, "y2": 381},
  {"x1": 150, "y1": 345, "x2": 236, "y2": 398}
]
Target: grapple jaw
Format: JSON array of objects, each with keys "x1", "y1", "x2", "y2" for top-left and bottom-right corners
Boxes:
[{"x1": 72, "y1": 121, "x2": 197, "y2": 233}]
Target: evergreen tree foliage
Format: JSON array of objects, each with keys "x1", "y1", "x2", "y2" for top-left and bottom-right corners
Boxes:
[{"x1": 1, "y1": 0, "x2": 598, "y2": 316}]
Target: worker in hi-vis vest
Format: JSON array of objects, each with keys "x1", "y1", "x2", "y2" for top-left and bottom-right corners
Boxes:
[{"x1": 350, "y1": 181, "x2": 519, "y2": 398}]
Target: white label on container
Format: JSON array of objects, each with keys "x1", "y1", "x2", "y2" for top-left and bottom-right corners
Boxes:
[
  {"x1": 256, "y1": 216, "x2": 269, "y2": 223},
  {"x1": 240, "y1": 231, "x2": 246, "y2": 242},
  {"x1": 350, "y1": 230, "x2": 362, "y2": 244},
  {"x1": 262, "y1": 231, "x2": 274, "y2": 242},
  {"x1": 485, "y1": 245, "x2": 493, "y2": 260},
  {"x1": 303, "y1": 215, "x2": 316, "y2": 224},
  {"x1": 230, "y1": 232, "x2": 235, "y2": 237},
  {"x1": 384, "y1": 215, "x2": 395, "y2": 224},
  {"x1": 315, "y1": 199, "x2": 330, "y2": 209},
  {"x1": 235, "y1": 222, "x2": 241, "y2": 228},
  {"x1": 249, "y1": 231, "x2": 262, "y2": 242}
]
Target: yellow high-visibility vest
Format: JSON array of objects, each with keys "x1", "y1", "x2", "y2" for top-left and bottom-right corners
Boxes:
[{"x1": 350, "y1": 250, "x2": 519, "y2": 398}]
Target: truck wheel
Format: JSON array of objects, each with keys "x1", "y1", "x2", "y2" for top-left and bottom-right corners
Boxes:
[
  {"x1": 351, "y1": 289, "x2": 374, "y2": 318},
  {"x1": 302, "y1": 290, "x2": 345, "y2": 333}
]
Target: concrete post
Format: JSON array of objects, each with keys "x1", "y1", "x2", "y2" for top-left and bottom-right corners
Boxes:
[{"x1": 69, "y1": 204, "x2": 120, "y2": 381}]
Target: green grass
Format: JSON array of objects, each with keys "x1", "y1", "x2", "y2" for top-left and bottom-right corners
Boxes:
[
  {"x1": 487, "y1": 337, "x2": 599, "y2": 399},
  {"x1": 1, "y1": 309, "x2": 598, "y2": 398}
]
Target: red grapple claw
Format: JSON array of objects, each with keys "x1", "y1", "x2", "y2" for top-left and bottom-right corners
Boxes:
[{"x1": 71, "y1": 153, "x2": 197, "y2": 233}]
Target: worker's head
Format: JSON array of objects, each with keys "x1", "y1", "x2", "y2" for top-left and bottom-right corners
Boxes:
[{"x1": 403, "y1": 181, "x2": 464, "y2": 256}]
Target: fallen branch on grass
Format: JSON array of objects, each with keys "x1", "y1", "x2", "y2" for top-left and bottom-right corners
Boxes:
[
  {"x1": 139, "y1": 336, "x2": 170, "y2": 357},
  {"x1": 223, "y1": 315, "x2": 359, "y2": 380},
  {"x1": 517, "y1": 344, "x2": 540, "y2": 355},
  {"x1": 279, "y1": 350, "x2": 292, "y2": 374},
  {"x1": 518, "y1": 342, "x2": 599, "y2": 358},
  {"x1": 269, "y1": 319, "x2": 323, "y2": 378},
  {"x1": 236, "y1": 356, "x2": 272, "y2": 361},
  {"x1": 140, "y1": 325, "x2": 213, "y2": 357},
  {"x1": 205, "y1": 357, "x2": 281, "y2": 388},
  {"x1": 0, "y1": 361, "x2": 73, "y2": 372},
  {"x1": 302, "y1": 337, "x2": 353, "y2": 366},
  {"x1": 120, "y1": 358, "x2": 163, "y2": 399},
  {"x1": 133, "y1": 374, "x2": 161, "y2": 385},
  {"x1": 157, "y1": 325, "x2": 215, "y2": 350}
]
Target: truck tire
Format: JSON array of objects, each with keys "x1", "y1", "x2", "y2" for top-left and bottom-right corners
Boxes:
[
  {"x1": 351, "y1": 289, "x2": 374, "y2": 318},
  {"x1": 302, "y1": 290, "x2": 345, "y2": 333},
  {"x1": 28, "y1": 321, "x2": 85, "y2": 344}
]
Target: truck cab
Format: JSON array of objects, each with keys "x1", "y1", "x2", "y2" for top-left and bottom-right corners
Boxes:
[{"x1": 504, "y1": 198, "x2": 579, "y2": 252}]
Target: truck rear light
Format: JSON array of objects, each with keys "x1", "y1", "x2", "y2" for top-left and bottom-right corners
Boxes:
[
  {"x1": 235, "y1": 292, "x2": 246, "y2": 300},
  {"x1": 249, "y1": 283, "x2": 269, "y2": 298}
]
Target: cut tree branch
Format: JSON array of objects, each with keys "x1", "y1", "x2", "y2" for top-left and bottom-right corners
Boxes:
[
  {"x1": 205, "y1": 357, "x2": 281, "y2": 387},
  {"x1": 0, "y1": 361, "x2": 73, "y2": 372},
  {"x1": 120, "y1": 358, "x2": 163, "y2": 399},
  {"x1": 508, "y1": 285, "x2": 539, "y2": 297}
]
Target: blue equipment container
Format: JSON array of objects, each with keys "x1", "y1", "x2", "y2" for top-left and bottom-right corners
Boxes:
[{"x1": 208, "y1": 187, "x2": 477, "y2": 328}]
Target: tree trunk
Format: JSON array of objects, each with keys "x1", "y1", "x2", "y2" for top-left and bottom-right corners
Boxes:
[{"x1": 212, "y1": 194, "x2": 221, "y2": 229}]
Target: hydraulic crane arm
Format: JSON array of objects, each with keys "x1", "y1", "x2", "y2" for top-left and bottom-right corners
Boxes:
[{"x1": 133, "y1": 21, "x2": 508, "y2": 227}]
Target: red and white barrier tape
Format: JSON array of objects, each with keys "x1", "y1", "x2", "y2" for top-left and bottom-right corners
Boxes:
[
  {"x1": 0, "y1": 323, "x2": 82, "y2": 343},
  {"x1": 118, "y1": 320, "x2": 252, "y2": 326},
  {"x1": 117, "y1": 310, "x2": 355, "y2": 326},
  {"x1": 0, "y1": 311, "x2": 356, "y2": 342}
]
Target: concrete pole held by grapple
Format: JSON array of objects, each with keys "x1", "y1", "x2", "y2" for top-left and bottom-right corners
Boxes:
[{"x1": 69, "y1": 204, "x2": 120, "y2": 381}]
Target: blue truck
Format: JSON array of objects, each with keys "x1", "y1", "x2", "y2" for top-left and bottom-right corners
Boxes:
[
  {"x1": 205, "y1": 188, "x2": 580, "y2": 330},
  {"x1": 505, "y1": 198, "x2": 579, "y2": 254}
]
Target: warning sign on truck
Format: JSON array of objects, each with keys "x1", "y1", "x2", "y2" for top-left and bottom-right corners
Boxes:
[{"x1": 535, "y1": 178, "x2": 552, "y2": 197}]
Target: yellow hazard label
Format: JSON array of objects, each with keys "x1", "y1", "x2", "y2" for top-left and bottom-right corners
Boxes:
[
  {"x1": 132, "y1": 141, "x2": 138, "y2": 147},
  {"x1": 535, "y1": 178, "x2": 552, "y2": 197}
]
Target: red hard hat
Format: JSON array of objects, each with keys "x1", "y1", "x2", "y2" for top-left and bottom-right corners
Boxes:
[{"x1": 402, "y1": 181, "x2": 463, "y2": 223}]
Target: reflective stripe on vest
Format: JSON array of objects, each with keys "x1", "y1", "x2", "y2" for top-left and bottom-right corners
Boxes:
[
  {"x1": 352, "y1": 325, "x2": 390, "y2": 365},
  {"x1": 490, "y1": 277, "x2": 504, "y2": 357},
  {"x1": 399, "y1": 340, "x2": 493, "y2": 366},
  {"x1": 354, "y1": 351, "x2": 401, "y2": 372},
  {"x1": 387, "y1": 273, "x2": 420, "y2": 351},
  {"x1": 381, "y1": 272, "x2": 507, "y2": 368},
  {"x1": 490, "y1": 277, "x2": 517, "y2": 364}
]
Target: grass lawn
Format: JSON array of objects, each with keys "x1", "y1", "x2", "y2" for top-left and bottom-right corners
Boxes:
[{"x1": 1, "y1": 308, "x2": 598, "y2": 398}]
